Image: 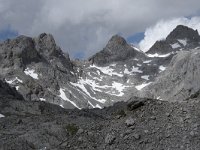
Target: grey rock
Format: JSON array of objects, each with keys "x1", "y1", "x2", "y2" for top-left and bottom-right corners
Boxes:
[
  {"x1": 125, "y1": 117, "x2": 135, "y2": 127},
  {"x1": 88, "y1": 35, "x2": 146, "y2": 66},
  {"x1": 133, "y1": 133, "x2": 140, "y2": 140},
  {"x1": 77, "y1": 128, "x2": 84, "y2": 134},
  {"x1": 105, "y1": 133, "x2": 116, "y2": 145}
]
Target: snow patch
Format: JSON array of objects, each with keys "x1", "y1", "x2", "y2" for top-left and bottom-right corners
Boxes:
[
  {"x1": 124, "y1": 66, "x2": 143, "y2": 74},
  {"x1": 143, "y1": 60, "x2": 152, "y2": 64},
  {"x1": 131, "y1": 45, "x2": 142, "y2": 52},
  {"x1": 15, "y1": 86, "x2": 20, "y2": 90},
  {"x1": 60, "y1": 104, "x2": 64, "y2": 108},
  {"x1": 135, "y1": 82, "x2": 152, "y2": 90},
  {"x1": 0, "y1": 114, "x2": 5, "y2": 118},
  {"x1": 95, "y1": 104, "x2": 102, "y2": 109},
  {"x1": 90, "y1": 65, "x2": 123, "y2": 77},
  {"x1": 147, "y1": 53, "x2": 171, "y2": 58},
  {"x1": 112, "y1": 82, "x2": 126, "y2": 96},
  {"x1": 70, "y1": 80, "x2": 106, "y2": 103},
  {"x1": 59, "y1": 88, "x2": 81, "y2": 109},
  {"x1": 178, "y1": 39, "x2": 187, "y2": 46},
  {"x1": 171, "y1": 43, "x2": 181, "y2": 49},
  {"x1": 5, "y1": 77, "x2": 23, "y2": 84},
  {"x1": 24, "y1": 68, "x2": 39, "y2": 79},
  {"x1": 156, "y1": 96, "x2": 163, "y2": 100},
  {"x1": 70, "y1": 71, "x2": 75, "y2": 75},
  {"x1": 40, "y1": 98, "x2": 46, "y2": 101},
  {"x1": 141, "y1": 75, "x2": 149, "y2": 80},
  {"x1": 159, "y1": 65, "x2": 166, "y2": 71}
]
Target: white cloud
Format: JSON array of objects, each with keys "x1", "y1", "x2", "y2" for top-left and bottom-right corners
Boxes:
[
  {"x1": 139, "y1": 17, "x2": 200, "y2": 52},
  {"x1": 0, "y1": 0, "x2": 200, "y2": 58}
]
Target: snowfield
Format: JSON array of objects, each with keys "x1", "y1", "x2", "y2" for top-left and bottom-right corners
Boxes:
[{"x1": 24, "y1": 68, "x2": 39, "y2": 79}]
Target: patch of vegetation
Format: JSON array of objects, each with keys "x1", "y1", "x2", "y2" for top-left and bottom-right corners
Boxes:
[{"x1": 65, "y1": 124, "x2": 79, "y2": 135}]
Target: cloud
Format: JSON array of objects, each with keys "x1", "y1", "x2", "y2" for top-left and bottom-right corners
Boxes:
[
  {"x1": 0, "y1": 0, "x2": 200, "y2": 58},
  {"x1": 139, "y1": 17, "x2": 200, "y2": 52}
]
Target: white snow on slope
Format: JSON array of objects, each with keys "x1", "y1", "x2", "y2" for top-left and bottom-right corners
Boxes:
[
  {"x1": 0, "y1": 114, "x2": 5, "y2": 118},
  {"x1": 24, "y1": 68, "x2": 39, "y2": 79},
  {"x1": 171, "y1": 43, "x2": 181, "y2": 49},
  {"x1": 5, "y1": 77, "x2": 23, "y2": 84},
  {"x1": 39, "y1": 98, "x2": 46, "y2": 101},
  {"x1": 178, "y1": 39, "x2": 187, "y2": 46},
  {"x1": 15, "y1": 86, "x2": 20, "y2": 90},
  {"x1": 70, "y1": 75, "x2": 129, "y2": 102},
  {"x1": 135, "y1": 82, "x2": 152, "y2": 90},
  {"x1": 70, "y1": 80, "x2": 107, "y2": 103},
  {"x1": 90, "y1": 65, "x2": 123, "y2": 77},
  {"x1": 147, "y1": 53, "x2": 171, "y2": 58},
  {"x1": 143, "y1": 60, "x2": 152, "y2": 63},
  {"x1": 141, "y1": 75, "x2": 149, "y2": 80},
  {"x1": 59, "y1": 88, "x2": 81, "y2": 109},
  {"x1": 131, "y1": 45, "x2": 142, "y2": 52},
  {"x1": 124, "y1": 66, "x2": 143, "y2": 74},
  {"x1": 60, "y1": 104, "x2": 64, "y2": 108},
  {"x1": 111, "y1": 82, "x2": 127, "y2": 96},
  {"x1": 159, "y1": 65, "x2": 166, "y2": 71},
  {"x1": 95, "y1": 104, "x2": 102, "y2": 109}
]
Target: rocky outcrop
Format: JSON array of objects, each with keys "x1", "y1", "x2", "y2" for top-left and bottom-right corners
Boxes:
[
  {"x1": 0, "y1": 33, "x2": 78, "y2": 108},
  {"x1": 89, "y1": 35, "x2": 146, "y2": 66},
  {"x1": 144, "y1": 48, "x2": 200, "y2": 101},
  {"x1": 147, "y1": 25, "x2": 200, "y2": 55},
  {"x1": 166, "y1": 25, "x2": 200, "y2": 42}
]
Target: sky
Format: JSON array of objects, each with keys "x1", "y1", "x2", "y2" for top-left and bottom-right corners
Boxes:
[{"x1": 0, "y1": 0, "x2": 200, "y2": 59}]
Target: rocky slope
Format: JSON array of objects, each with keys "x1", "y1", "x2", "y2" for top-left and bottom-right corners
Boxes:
[
  {"x1": 1, "y1": 86, "x2": 200, "y2": 150},
  {"x1": 0, "y1": 25, "x2": 200, "y2": 110},
  {"x1": 0, "y1": 32, "x2": 163, "y2": 109},
  {"x1": 144, "y1": 48, "x2": 200, "y2": 101}
]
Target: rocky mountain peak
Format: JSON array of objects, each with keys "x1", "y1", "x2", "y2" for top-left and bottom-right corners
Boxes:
[
  {"x1": 147, "y1": 25, "x2": 200, "y2": 55},
  {"x1": 107, "y1": 34, "x2": 127, "y2": 47},
  {"x1": 166, "y1": 25, "x2": 200, "y2": 42},
  {"x1": 89, "y1": 35, "x2": 145, "y2": 65},
  {"x1": 34, "y1": 33, "x2": 60, "y2": 57},
  {"x1": 0, "y1": 35, "x2": 41, "y2": 69}
]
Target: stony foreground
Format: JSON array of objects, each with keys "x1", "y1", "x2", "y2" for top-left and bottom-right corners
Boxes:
[{"x1": 1, "y1": 95, "x2": 200, "y2": 150}]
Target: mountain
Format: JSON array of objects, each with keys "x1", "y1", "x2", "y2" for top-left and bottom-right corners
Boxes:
[
  {"x1": 88, "y1": 34, "x2": 146, "y2": 65},
  {"x1": 0, "y1": 25, "x2": 200, "y2": 110},
  {"x1": 142, "y1": 25, "x2": 200, "y2": 101},
  {"x1": 147, "y1": 25, "x2": 200, "y2": 55},
  {"x1": 1, "y1": 24, "x2": 200, "y2": 149}
]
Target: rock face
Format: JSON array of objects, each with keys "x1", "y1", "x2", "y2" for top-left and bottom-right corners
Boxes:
[
  {"x1": 88, "y1": 35, "x2": 146, "y2": 66},
  {"x1": 0, "y1": 33, "x2": 80, "y2": 109},
  {"x1": 147, "y1": 25, "x2": 200, "y2": 55},
  {"x1": 144, "y1": 48, "x2": 200, "y2": 101},
  {"x1": 166, "y1": 25, "x2": 200, "y2": 42}
]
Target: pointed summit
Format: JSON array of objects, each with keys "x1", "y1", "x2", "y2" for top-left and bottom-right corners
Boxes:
[
  {"x1": 89, "y1": 35, "x2": 145, "y2": 65},
  {"x1": 147, "y1": 25, "x2": 200, "y2": 55},
  {"x1": 107, "y1": 34, "x2": 127, "y2": 47},
  {"x1": 166, "y1": 25, "x2": 200, "y2": 42}
]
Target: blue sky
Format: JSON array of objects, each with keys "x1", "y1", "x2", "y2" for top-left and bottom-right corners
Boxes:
[
  {"x1": 127, "y1": 32, "x2": 144, "y2": 45},
  {"x1": 0, "y1": 26, "x2": 18, "y2": 41}
]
